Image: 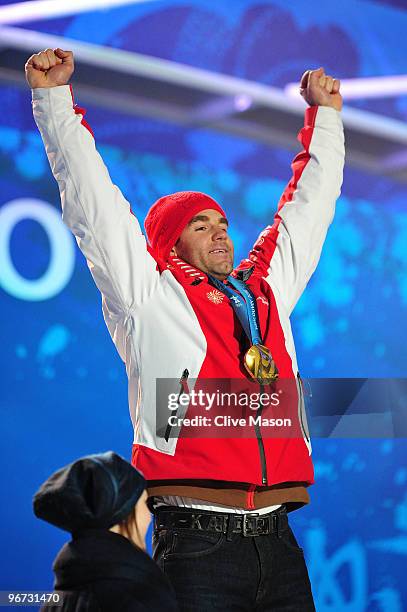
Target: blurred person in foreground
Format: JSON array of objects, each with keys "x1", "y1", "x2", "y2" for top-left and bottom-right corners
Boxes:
[
  {"x1": 26, "y1": 48, "x2": 344, "y2": 611},
  {"x1": 33, "y1": 451, "x2": 178, "y2": 612}
]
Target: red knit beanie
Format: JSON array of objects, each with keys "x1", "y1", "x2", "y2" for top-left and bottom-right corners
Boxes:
[{"x1": 144, "y1": 191, "x2": 226, "y2": 261}]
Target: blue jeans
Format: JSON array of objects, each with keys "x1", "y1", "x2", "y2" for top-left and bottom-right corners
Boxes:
[{"x1": 152, "y1": 505, "x2": 315, "y2": 611}]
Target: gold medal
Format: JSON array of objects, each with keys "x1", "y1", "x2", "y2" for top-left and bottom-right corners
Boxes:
[{"x1": 244, "y1": 344, "x2": 279, "y2": 384}]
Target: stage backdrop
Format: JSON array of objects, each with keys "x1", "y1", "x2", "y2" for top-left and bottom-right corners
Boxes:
[{"x1": 0, "y1": 1, "x2": 406, "y2": 610}]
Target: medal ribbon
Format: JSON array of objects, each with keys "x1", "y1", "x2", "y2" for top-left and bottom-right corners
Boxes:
[
  {"x1": 207, "y1": 274, "x2": 279, "y2": 383},
  {"x1": 207, "y1": 274, "x2": 262, "y2": 346}
]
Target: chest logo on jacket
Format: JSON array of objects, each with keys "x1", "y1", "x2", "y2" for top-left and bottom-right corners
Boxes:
[
  {"x1": 207, "y1": 289, "x2": 224, "y2": 304},
  {"x1": 257, "y1": 296, "x2": 269, "y2": 307}
]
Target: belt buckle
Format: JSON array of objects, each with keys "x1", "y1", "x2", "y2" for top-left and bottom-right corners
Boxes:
[{"x1": 242, "y1": 513, "x2": 260, "y2": 537}]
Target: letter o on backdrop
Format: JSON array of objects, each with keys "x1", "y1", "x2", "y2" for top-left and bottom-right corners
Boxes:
[{"x1": 0, "y1": 199, "x2": 75, "y2": 301}]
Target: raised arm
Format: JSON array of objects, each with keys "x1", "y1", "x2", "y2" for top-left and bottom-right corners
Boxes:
[
  {"x1": 25, "y1": 48, "x2": 160, "y2": 319},
  {"x1": 237, "y1": 68, "x2": 345, "y2": 315}
]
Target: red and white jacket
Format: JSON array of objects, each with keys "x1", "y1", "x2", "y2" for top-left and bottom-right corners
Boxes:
[{"x1": 32, "y1": 85, "x2": 344, "y2": 510}]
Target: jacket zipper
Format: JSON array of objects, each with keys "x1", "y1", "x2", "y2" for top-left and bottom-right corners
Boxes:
[
  {"x1": 254, "y1": 384, "x2": 268, "y2": 485},
  {"x1": 164, "y1": 369, "x2": 189, "y2": 443},
  {"x1": 297, "y1": 371, "x2": 310, "y2": 443}
]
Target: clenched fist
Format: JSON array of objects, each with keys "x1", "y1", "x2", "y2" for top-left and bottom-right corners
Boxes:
[
  {"x1": 300, "y1": 67, "x2": 342, "y2": 112},
  {"x1": 25, "y1": 48, "x2": 74, "y2": 89}
]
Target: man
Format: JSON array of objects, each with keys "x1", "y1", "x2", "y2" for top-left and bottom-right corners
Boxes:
[{"x1": 26, "y1": 47, "x2": 344, "y2": 611}]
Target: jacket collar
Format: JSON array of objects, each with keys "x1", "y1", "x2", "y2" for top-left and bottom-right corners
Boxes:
[
  {"x1": 53, "y1": 530, "x2": 164, "y2": 589},
  {"x1": 167, "y1": 256, "x2": 207, "y2": 284},
  {"x1": 234, "y1": 265, "x2": 255, "y2": 282}
]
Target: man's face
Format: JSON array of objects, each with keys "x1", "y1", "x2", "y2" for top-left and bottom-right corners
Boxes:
[{"x1": 170, "y1": 208, "x2": 234, "y2": 280}]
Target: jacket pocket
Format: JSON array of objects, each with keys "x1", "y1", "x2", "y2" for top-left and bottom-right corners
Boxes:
[
  {"x1": 297, "y1": 372, "x2": 311, "y2": 446},
  {"x1": 164, "y1": 368, "x2": 190, "y2": 443}
]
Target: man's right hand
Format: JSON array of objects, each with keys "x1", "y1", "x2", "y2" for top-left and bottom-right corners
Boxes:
[{"x1": 25, "y1": 48, "x2": 74, "y2": 89}]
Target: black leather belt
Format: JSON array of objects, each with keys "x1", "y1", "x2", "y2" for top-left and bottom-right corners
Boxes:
[{"x1": 154, "y1": 504, "x2": 288, "y2": 537}]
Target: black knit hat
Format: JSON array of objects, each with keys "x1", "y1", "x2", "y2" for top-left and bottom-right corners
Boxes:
[{"x1": 33, "y1": 451, "x2": 146, "y2": 533}]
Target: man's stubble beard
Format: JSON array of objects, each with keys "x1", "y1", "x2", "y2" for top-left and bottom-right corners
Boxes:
[{"x1": 206, "y1": 260, "x2": 234, "y2": 280}]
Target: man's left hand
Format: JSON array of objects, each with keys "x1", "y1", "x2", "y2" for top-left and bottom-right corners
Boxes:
[{"x1": 300, "y1": 67, "x2": 342, "y2": 112}]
